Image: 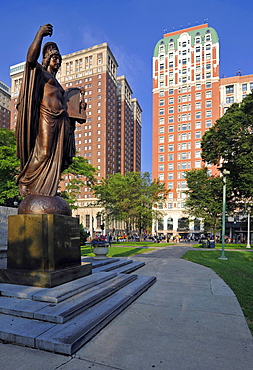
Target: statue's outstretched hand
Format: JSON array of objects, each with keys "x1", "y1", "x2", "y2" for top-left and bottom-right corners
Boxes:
[{"x1": 39, "y1": 24, "x2": 53, "y2": 38}]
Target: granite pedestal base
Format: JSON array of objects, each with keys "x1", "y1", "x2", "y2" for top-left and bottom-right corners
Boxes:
[{"x1": 0, "y1": 214, "x2": 92, "y2": 288}]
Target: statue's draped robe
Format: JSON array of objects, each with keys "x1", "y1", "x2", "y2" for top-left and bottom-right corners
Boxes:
[{"x1": 16, "y1": 62, "x2": 75, "y2": 196}]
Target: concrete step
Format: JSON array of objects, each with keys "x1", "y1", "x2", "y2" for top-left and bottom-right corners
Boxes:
[
  {"x1": 34, "y1": 274, "x2": 137, "y2": 323},
  {"x1": 0, "y1": 274, "x2": 137, "y2": 323},
  {"x1": 92, "y1": 259, "x2": 133, "y2": 272},
  {"x1": 36, "y1": 275, "x2": 156, "y2": 355},
  {"x1": 0, "y1": 274, "x2": 156, "y2": 355},
  {"x1": 112, "y1": 261, "x2": 145, "y2": 274}
]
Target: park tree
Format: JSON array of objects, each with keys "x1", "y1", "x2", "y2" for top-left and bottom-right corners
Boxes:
[
  {"x1": 201, "y1": 92, "x2": 253, "y2": 207},
  {"x1": 92, "y1": 172, "x2": 167, "y2": 239},
  {"x1": 0, "y1": 128, "x2": 20, "y2": 206},
  {"x1": 184, "y1": 167, "x2": 230, "y2": 236},
  {"x1": 61, "y1": 156, "x2": 97, "y2": 209}
]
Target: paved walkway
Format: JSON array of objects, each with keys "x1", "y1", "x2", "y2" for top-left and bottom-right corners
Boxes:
[{"x1": 1, "y1": 245, "x2": 253, "y2": 369}]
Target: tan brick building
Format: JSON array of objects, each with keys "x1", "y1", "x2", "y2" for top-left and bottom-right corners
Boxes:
[{"x1": 0, "y1": 81, "x2": 10, "y2": 129}]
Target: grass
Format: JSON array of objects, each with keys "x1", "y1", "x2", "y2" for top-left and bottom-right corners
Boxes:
[
  {"x1": 110, "y1": 241, "x2": 173, "y2": 248},
  {"x1": 80, "y1": 245, "x2": 156, "y2": 258},
  {"x1": 193, "y1": 243, "x2": 252, "y2": 249},
  {"x1": 182, "y1": 250, "x2": 253, "y2": 334}
]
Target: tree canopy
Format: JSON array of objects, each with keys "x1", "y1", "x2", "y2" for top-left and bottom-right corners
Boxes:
[
  {"x1": 201, "y1": 92, "x2": 253, "y2": 205},
  {"x1": 61, "y1": 156, "x2": 97, "y2": 209},
  {"x1": 184, "y1": 167, "x2": 228, "y2": 235},
  {"x1": 0, "y1": 128, "x2": 20, "y2": 206},
  {"x1": 92, "y1": 172, "x2": 168, "y2": 237}
]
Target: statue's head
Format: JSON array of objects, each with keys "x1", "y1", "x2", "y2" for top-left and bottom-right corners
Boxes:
[{"x1": 42, "y1": 42, "x2": 62, "y2": 70}]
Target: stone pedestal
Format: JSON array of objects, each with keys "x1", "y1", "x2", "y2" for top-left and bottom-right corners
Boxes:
[{"x1": 0, "y1": 214, "x2": 92, "y2": 287}]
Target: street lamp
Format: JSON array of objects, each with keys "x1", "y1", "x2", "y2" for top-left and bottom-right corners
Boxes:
[
  {"x1": 219, "y1": 169, "x2": 230, "y2": 260},
  {"x1": 246, "y1": 207, "x2": 251, "y2": 249}
]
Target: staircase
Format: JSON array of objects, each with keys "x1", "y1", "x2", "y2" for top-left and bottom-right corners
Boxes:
[{"x1": 0, "y1": 257, "x2": 155, "y2": 355}]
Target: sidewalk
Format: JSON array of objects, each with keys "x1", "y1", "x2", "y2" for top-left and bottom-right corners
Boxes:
[{"x1": 1, "y1": 245, "x2": 253, "y2": 369}]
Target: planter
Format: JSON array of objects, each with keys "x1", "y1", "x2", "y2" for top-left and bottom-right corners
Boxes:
[{"x1": 92, "y1": 243, "x2": 109, "y2": 259}]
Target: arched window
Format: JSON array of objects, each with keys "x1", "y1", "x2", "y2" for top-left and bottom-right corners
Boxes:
[
  {"x1": 177, "y1": 217, "x2": 189, "y2": 231},
  {"x1": 158, "y1": 218, "x2": 164, "y2": 230},
  {"x1": 167, "y1": 217, "x2": 173, "y2": 230}
]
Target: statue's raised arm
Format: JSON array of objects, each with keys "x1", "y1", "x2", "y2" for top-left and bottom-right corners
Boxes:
[{"x1": 27, "y1": 24, "x2": 53, "y2": 66}]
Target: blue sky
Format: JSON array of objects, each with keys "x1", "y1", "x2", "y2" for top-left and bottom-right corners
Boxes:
[{"x1": 1, "y1": 0, "x2": 253, "y2": 173}]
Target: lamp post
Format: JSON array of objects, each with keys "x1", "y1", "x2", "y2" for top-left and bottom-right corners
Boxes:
[
  {"x1": 219, "y1": 169, "x2": 230, "y2": 260},
  {"x1": 246, "y1": 207, "x2": 251, "y2": 248}
]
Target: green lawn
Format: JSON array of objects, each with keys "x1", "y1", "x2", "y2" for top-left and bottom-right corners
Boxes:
[
  {"x1": 80, "y1": 245, "x2": 156, "y2": 258},
  {"x1": 193, "y1": 243, "x2": 252, "y2": 249},
  {"x1": 182, "y1": 250, "x2": 253, "y2": 334}
]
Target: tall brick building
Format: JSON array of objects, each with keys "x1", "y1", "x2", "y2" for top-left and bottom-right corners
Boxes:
[
  {"x1": 10, "y1": 43, "x2": 142, "y2": 234},
  {"x1": 0, "y1": 81, "x2": 10, "y2": 129},
  {"x1": 152, "y1": 23, "x2": 253, "y2": 237}
]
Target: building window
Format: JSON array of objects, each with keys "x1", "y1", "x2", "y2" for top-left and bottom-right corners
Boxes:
[
  {"x1": 206, "y1": 120, "x2": 212, "y2": 128},
  {"x1": 168, "y1": 106, "x2": 174, "y2": 113},
  {"x1": 169, "y1": 89, "x2": 174, "y2": 95},
  {"x1": 226, "y1": 85, "x2": 234, "y2": 94},
  {"x1": 242, "y1": 84, "x2": 247, "y2": 92},
  {"x1": 168, "y1": 116, "x2": 174, "y2": 123},
  {"x1": 196, "y1": 92, "x2": 201, "y2": 100},
  {"x1": 168, "y1": 173, "x2": 173, "y2": 180},
  {"x1": 195, "y1": 160, "x2": 201, "y2": 168},
  {"x1": 159, "y1": 108, "x2": 164, "y2": 115},
  {"x1": 206, "y1": 82, "x2": 211, "y2": 89},
  {"x1": 169, "y1": 97, "x2": 174, "y2": 104},
  {"x1": 195, "y1": 141, "x2": 201, "y2": 148},
  {"x1": 206, "y1": 100, "x2": 212, "y2": 108},
  {"x1": 159, "y1": 155, "x2": 164, "y2": 162},
  {"x1": 159, "y1": 126, "x2": 165, "y2": 134},
  {"x1": 168, "y1": 163, "x2": 174, "y2": 170},
  {"x1": 158, "y1": 164, "x2": 164, "y2": 171},
  {"x1": 159, "y1": 90, "x2": 164, "y2": 97},
  {"x1": 158, "y1": 136, "x2": 164, "y2": 143},
  {"x1": 195, "y1": 131, "x2": 201, "y2": 139},
  {"x1": 168, "y1": 154, "x2": 174, "y2": 161},
  {"x1": 195, "y1": 150, "x2": 201, "y2": 158},
  {"x1": 196, "y1": 83, "x2": 201, "y2": 90},
  {"x1": 206, "y1": 90, "x2": 212, "y2": 98},
  {"x1": 206, "y1": 110, "x2": 212, "y2": 118},
  {"x1": 226, "y1": 96, "x2": 234, "y2": 104},
  {"x1": 158, "y1": 173, "x2": 164, "y2": 181},
  {"x1": 168, "y1": 182, "x2": 173, "y2": 189},
  {"x1": 159, "y1": 99, "x2": 164, "y2": 106},
  {"x1": 168, "y1": 125, "x2": 174, "y2": 132},
  {"x1": 196, "y1": 111, "x2": 201, "y2": 119},
  {"x1": 196, "y1": 74, "x2": 201, "y2": 81},
  {"x1": 159, "y1": 145, "x2": 164, "y2": 152},
  {"x1": 168, "y1": 144, "x2": 174, "y2": 151},
  {"x1": 195, "y1": 102, "x2": 201, "y2": 109},
  {"x1": 195, "y1": 121, "x2": 201, "y2": 129},
  {"x1": 168, "y1": 134, "x2": 174, "y2": 142}
]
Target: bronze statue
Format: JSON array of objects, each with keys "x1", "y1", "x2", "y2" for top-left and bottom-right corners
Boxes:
[{"x1": 16, "y1": 24, "x2": 86, "y2": 199}]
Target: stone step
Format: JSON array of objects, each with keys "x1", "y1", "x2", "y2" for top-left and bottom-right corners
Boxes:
[
  {"x1": 92, "y1": 259, "x2": 133, "y2": 272},
  {"x1": 0, "y1": 274, "x2": 137, "y2": 323},
  {"x1": 34, "y1": 274, "x2": 137, "y2": 323},
  {"x1": 112, "y1": 261, "x2": 145, "y2": 274},
  {"x1": 0, "y1": 272, "x2": 117, "y2": 303},
  {"x1": 0, "y1": 275, "x2": 155, "y2": 355},
  {"x1": 35, "y1": 275, "x2": 156, "y2": 355}
]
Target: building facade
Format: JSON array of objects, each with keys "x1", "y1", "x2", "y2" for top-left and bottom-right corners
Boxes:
[
  {"x1": 10, "y1": 43, "x2": 142, "y2": 235},
  {"x1": 0, "y1": 81, "x2": 11, "y2": 129},
  {"x1": 152, "y1": 23, "x2": 220, "y2": 237}
]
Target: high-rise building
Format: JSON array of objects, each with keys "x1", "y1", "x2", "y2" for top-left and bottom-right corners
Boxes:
[
  {"x1": 152, "y1": 23, "x2": 220, "y2": 236},
  {"x1": 152, "y1": 23, "x2": 253, "y2": 238},
  {"x1": 0, "y1": 81, "x2": 11, "y2": 129},
  {"x1": 10, "y1": 42, "x2": 142, "y2": 234}
]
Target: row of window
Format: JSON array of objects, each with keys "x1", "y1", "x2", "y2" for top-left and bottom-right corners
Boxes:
[
  {"x1": 225, "y1": 82, "x2": 253, "y2": 94},
  {"x1": 162, "y1": 101, "x2": 212, "y2": 110}
]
